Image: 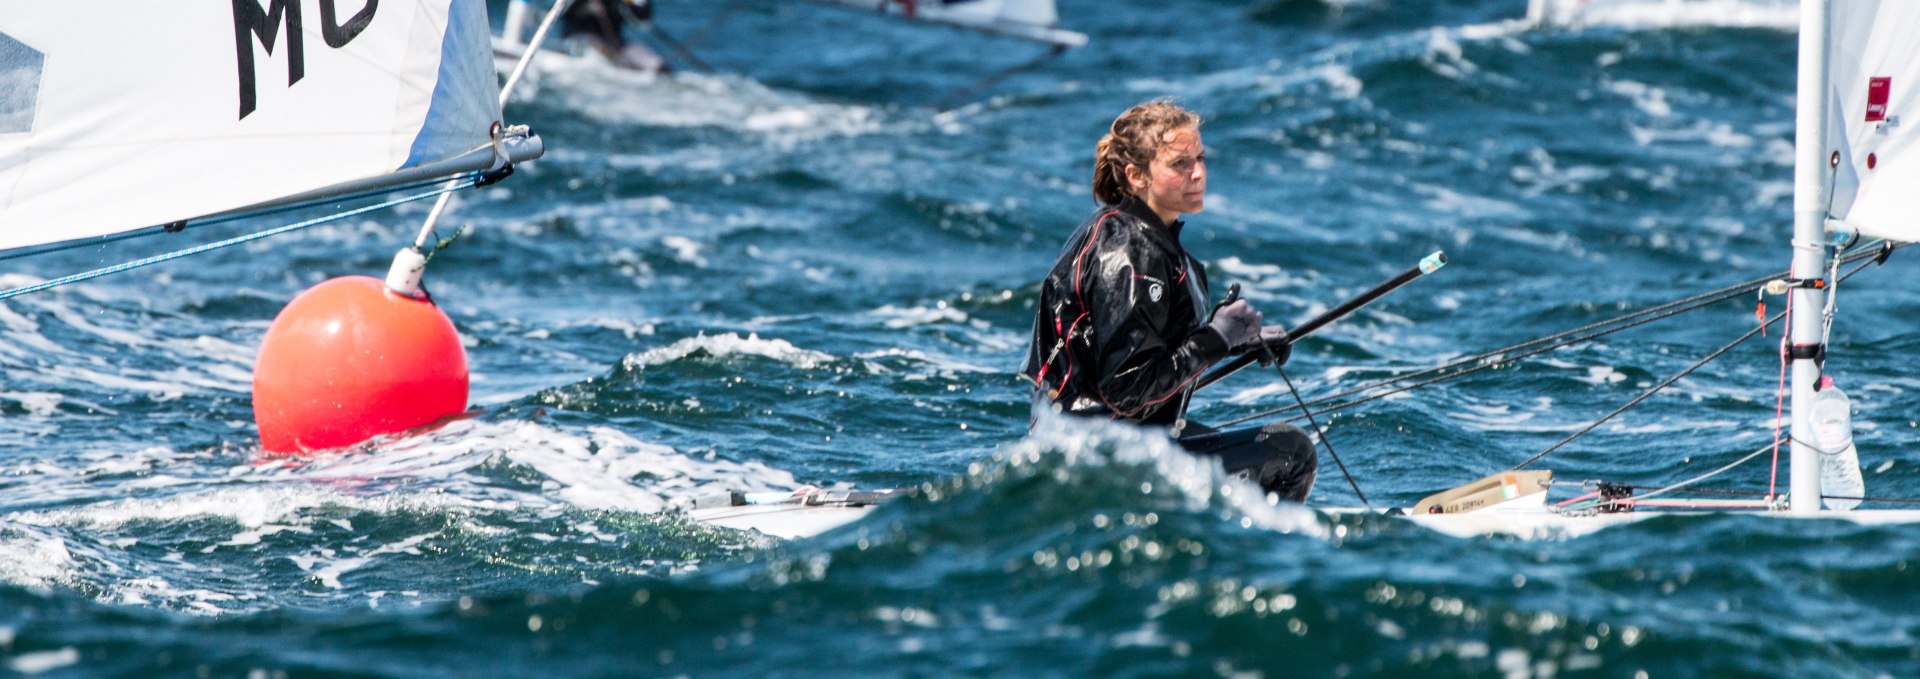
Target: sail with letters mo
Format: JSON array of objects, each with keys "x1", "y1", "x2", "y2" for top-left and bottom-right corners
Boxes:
[
  {"x1": 0, "y1": 0, "x2": 541, "y2": 256},
  {"x1": 0, "y1": 0, "x2": 545, "y2": 453}
]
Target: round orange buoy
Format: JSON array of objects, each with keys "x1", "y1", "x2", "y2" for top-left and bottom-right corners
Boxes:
[{"x1": 252, "y1": 276, "x2": 468, "y2": 454}]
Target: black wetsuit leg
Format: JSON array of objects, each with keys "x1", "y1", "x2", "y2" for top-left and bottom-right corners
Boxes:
[{"x1": 1177, "y1": 422, "x2": 1318, "y2": 502}]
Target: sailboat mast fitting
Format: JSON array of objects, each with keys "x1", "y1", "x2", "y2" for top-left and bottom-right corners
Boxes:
[{"x1": 391, "y1": 0, "x2": 575, "y2": 298}]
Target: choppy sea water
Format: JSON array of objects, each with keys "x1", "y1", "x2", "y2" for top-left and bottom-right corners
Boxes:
[{"x1": 5, "y1": 0, "x2": 1920, "y2": 676}]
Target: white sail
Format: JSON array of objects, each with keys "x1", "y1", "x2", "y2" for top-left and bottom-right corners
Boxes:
[
  {"x1": 803, "y1": 0, "x2": 1088, "y2": 48},
  {"x1": 1824, "y1": 1, "x2": 1920, "y2": 243},
  {"x1": 0, "y1": 0, "x2": 505, "y2": 252}
]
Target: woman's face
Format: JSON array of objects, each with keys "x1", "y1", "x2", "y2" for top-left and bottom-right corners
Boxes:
[{"x1": 1129, "y1": 126, "x2": 1206, "y2": 222}]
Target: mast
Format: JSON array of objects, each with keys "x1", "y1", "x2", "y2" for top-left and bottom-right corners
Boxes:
[{"x1": 1787, "y1": 0, "x2": 1833, "y2": 513}]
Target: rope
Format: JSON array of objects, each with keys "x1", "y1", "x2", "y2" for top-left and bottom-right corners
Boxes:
[
  {"x1": 0, "y1": 179, "x2": 476, "y2": 301},
  {"x1": 1277, "y1": 365, "x2": 1369, "y2": 508},
  {"x1": 1570, "y1": 478, "x2": 1920, "y2": 507},
  {"x1": 1215, "y1": 278, "x2": 1762, "y2": 428},
  {"x1": 1514, "y1": 248, "x2": 1892, "y2": 471},
  {"x1": 1216, "y1": 282, "x2": 1755, "y2": 429},
  {"x1": 1509, "y1": 308, "x2": 1779, "y2": 470},
  {"x1": 1601, "y1": 442, "x2": 1772, "y2": 506},
  {"x1": 1216, "y1": 242, "x2": 1907, "y2": 430},
  {"x1": 0, "y1": 174, "x2": 470, "y2": 265}
]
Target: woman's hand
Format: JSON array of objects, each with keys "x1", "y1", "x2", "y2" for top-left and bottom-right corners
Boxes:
[{"x1": 1207, "y1": 299, "x2": 1263, "y2": 348}]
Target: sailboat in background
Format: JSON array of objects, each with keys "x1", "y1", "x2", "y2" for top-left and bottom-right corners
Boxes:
[
  {"x1": 795, "y1": 0, "x2": 1087, "y2": 48},
  {"x1": 0, "y1": 1, "x2": 543, "y2": 450},
  {"x1": 1524, "y1": 0, "x2": 1797, "y2": 29},
  {"x1": 691, "y1": 0, "x2": 1920, "y2": 540},
  {"x1": 492, "y1": 0, "x2": 1087, "y2": 106}
]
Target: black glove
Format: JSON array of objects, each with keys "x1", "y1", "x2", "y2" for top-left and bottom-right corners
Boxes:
[
  {"x1": 1207, "y1": 299, "x2": 1263, "y2": 349},
  {"x1": 1255, "y1": 325, "x2": 1291, "y2": 367}
]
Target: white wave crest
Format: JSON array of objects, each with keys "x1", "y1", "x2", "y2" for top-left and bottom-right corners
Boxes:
[
  {"x1": 623, "y1": 332, "x2": 840, "y2": 371},
  {"x1": 1008, "y1": 409, "x2": 1327, "y2": 536}
]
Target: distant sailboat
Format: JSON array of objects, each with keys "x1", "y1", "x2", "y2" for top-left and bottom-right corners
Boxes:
[
  {"x1": 492, "y1": 0, "x2": 1088, "y2": 106},
  {"x1": 797, "y1": 0, "x2": 1087, "y2": 49},
  {"x1": 1524, "y1": 0, "x2": 1798, "y2": 29}
]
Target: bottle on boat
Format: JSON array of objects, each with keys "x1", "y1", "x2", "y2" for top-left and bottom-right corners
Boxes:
[{"x1": 1811, "y1": 377, "x2": 1864, "y2": 511}]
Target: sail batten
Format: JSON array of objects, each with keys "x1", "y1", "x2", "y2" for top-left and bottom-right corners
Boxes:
[{"x1": 0, "y1": 1, "x2": 505, "y2": 251}]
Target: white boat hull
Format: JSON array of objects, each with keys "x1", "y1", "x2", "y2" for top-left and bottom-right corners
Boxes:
[
  {"x1": 1333, "y1": 506, "x2": 1920, "y2": 540},
  {"x1": 689, "y1": 503, "x2": 877, "y2": 540}
]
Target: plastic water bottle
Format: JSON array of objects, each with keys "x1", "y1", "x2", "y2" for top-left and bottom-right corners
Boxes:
[{"x1": 1810, "y1": 377, "x2": 1864, "y2": 511}]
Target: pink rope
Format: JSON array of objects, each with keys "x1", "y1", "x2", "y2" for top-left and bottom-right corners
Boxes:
[
  {"x1": 1613, "y1": 499, "x2": 1772, "y2": 509},
  {"x1": 1556, "y1": 491, "x2": 1600, "y2": 508},
  {"x1": 1767, "y1": 289, "x2": 1792, "y2": 500}
]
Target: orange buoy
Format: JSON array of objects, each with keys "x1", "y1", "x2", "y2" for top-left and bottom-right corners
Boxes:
[{"x1": 252, "y1": 275, "x2": 468, "y2": 454}]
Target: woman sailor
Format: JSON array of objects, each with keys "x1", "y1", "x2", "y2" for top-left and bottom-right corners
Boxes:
[{"x1": 1021, "y1": 100, "x2": 1318, "y2": 502}]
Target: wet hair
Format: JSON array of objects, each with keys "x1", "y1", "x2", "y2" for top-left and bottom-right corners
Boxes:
[{"x1": 1092, "y1": 100, "x2": 1202, "y2": 206}]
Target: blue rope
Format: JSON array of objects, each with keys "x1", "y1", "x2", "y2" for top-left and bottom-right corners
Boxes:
[{"x1": 0, "y1": 180, "x2": 478, "y2": 301}]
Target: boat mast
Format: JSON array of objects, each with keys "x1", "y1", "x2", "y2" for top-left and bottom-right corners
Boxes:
[{"x1": 1787, "y1": 0, "x2": 1834, "y2": 513}]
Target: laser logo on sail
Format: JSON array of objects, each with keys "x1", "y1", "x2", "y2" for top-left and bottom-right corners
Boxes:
[
  {"x1": 231, "y1": 0, "x2": 381, "y2": 120},
  {"x1": 1866, "y1": 77, "x2": 1891, "y2": 122}
]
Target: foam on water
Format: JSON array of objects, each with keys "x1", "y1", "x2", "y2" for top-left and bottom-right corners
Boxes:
[
  {"x1": 869, "y1": 303, "x2": 969, "y2": 329},
  {"x1": 621, "y1": 332, "x2": 840, "y2": 371},
  {"x1": 1019, "y1": 408, "x2": 1327, "y2": 536},
  {"x1": 853, "y1": 347, "x2": 998, "y2": 376},
  {"x1": 517, "y1": 62, "x2": 882, "y2": 139}
]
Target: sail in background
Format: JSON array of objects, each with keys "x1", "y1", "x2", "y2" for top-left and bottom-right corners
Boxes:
[
  {"x1": 801, "y1": 0, "x2": 1087, "y2": 47},
  {"x1": 0, "y1": 0, "x2": 500, "y2": 251},
  {"x1": 1826, "y1": 1, "x2": 1920, "y2": 243}
]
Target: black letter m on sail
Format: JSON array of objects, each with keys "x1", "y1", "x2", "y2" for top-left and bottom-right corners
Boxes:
[{"x1": 232, "y1": 0, "x2": 304, "y2": 120}]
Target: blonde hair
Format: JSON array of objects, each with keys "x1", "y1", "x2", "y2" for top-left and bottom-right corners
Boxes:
[{"x1": 1092, "y1": 100, "x2": 1202, "y2": 206}]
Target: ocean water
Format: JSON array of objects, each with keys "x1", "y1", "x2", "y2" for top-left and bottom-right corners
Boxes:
[{"x1": 5, "y1": 0, "x2": 1920, "y2": 676}]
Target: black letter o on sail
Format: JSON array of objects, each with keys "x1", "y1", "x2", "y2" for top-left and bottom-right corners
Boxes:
[{"x1": 320, "y1": 0, "x2": 377, "y2": 48}]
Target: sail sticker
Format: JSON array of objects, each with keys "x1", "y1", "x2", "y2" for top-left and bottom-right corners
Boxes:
[{"x1": 1867, "y1": 77, "x2": 1891, "y2": 122}]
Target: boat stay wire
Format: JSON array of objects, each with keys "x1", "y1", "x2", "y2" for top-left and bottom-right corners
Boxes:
[
  {"x1": 1214, "y1": 242, "x2": 1905, "y2": 433},
  {"x1": 1277, "y1": 364, "x2": 1370, "y2": 508},
  {"x1": 0, "y1": 178, "x2": 481, "y2": 302},
  {"x1": 0, "y1": 174, "x2": 489, "y2": 266}
]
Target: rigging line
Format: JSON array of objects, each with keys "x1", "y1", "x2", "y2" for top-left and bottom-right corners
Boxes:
[
  {"x1": 647, "y1": 23, "x2": 716, "y2": 73},
  {"x1": 1590, "y1": 481, "x2": 1920, "y2": 506},
  {"x1": 401, "y1": 1, "x2": 567, "y2": 254},
  {"x1": 1621, "y1": 443, "x2": 1773, "y2": 506},
  {"x1": 1512, "y1": 250, "x2": 1894, "y2": 472},
  {"x1": 1278, "y1": 365, "x2": 1368, "y2": 508},
  {"x1": 1215, "y1": 283, "x2": 1757, "y2": 429},
  {"x1": 0, "y1": 174, "x2": 473, "y2": 265},
  {"x1": 1214, "y1": 241, "x2": 1905, "y2": 430},
  {"x1": 0, "y1": 181, "x2": 476, "y2": 302},
  {"x1": 1510, "y1": 310, "x2": 1776, "y2": 471}
]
